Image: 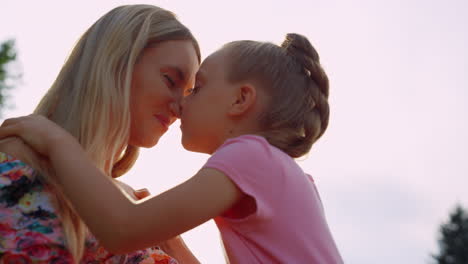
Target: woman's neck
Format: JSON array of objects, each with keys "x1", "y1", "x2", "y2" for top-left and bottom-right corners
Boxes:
[{"x1": 104, "y1": 143, "x2": 128, "y2": 177}]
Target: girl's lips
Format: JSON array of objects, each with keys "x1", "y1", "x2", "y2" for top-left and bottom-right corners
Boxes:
[{"x1": 154, "y1": 115, "x2": 169, "y2": 129}]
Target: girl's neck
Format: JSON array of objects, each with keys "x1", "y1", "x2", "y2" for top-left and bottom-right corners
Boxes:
[
  {"x1": 225, "y1": 120, "x2": 263, "y2": 141},
  {"x1": 205, "y1": 123, "x2": 264, "y2": 154}
]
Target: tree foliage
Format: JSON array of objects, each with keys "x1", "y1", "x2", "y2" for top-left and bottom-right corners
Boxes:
[
  {"x1": 433, "y1": 204, "x2": 468, "y2": 264},
  {"x1": 0, "y1": 39, "x2": 18, "y2": 116}
]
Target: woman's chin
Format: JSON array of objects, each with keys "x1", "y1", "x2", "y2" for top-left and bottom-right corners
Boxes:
[{"x1": 130, "y1": 136, "x2": 161, "y2": 149}]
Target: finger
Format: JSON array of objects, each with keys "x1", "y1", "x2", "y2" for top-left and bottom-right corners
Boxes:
[
  {"x1": 1, "y1": 116, "x2": 26, "y2": 127},
  {"x1": 134, "y1": 188, "x2": 151, "y2": 199},
  {"x1": 0, "y1": 124, "x2": 21, "y2": 140},
  {"x1": 0, "y1": 136, "x2": 20, "y2": 145}
]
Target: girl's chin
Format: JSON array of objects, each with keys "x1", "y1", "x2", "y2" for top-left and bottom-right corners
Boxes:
[
  {"x1": 181, "y1": 139, "x2": 210, "y2": 154},
  {"x1": 181, "y1": 137, "x2": 197, "y2": 152}
]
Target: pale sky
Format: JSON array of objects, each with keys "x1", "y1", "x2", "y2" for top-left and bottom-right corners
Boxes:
[{"x1": 1, "y1": 0, "x2": 467, "y2": 263}]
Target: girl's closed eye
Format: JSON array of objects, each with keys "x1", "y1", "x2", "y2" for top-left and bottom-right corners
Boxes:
[{"x1": 187, "y1": 85, "x2": 200, "y2": 95}]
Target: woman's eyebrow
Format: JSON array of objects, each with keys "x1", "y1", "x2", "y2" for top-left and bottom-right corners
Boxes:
[{"x1": 172, "y1": 66, "x2": 186, "y2": 83}]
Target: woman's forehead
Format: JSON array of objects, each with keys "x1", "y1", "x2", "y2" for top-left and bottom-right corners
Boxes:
[
  {"x1": 143, "y1": 40, "x2": 196, "y2": 62},
  {"x1": 143, "y1": 40, "x2": 199, "y2": 76}
]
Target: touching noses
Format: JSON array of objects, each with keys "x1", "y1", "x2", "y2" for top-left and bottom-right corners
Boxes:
[
  {"x1": 169, "y1": 91, "x2": 184, "y2": 120},
  {"x1": 169, "y1": 101, "x2": 181, "y2": 119}
]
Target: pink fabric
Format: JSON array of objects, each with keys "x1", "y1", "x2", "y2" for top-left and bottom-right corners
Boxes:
[{"x1": 204, "y1": 135, "x2": 343, "y2": 264}]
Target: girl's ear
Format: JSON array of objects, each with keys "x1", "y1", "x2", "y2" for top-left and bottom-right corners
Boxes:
[{"x1": 228, "y1": 84, "x2": 257, "y2": 117}]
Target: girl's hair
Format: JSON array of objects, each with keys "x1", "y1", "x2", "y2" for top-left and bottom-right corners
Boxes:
[
  {"x1": 223, "y1": 33, "x2": 329, "y2": 158},
  {"x1": 33, "y1": 4, "x2": 200, "y2": 262}
]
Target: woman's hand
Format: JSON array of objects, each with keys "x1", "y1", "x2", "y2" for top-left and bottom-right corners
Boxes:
[
  {"x1": 0, "y1": 114, "x2": 78, "y2": 157},
  {"x1": 134, "y1": 188, "x2": 151, "y2": 200},
  {"x1": 114, "y1": 180, "x2": 151, "y2": 201},
  {"x1": 158, "y1": 236, "x2": 200, "y2": 264}
]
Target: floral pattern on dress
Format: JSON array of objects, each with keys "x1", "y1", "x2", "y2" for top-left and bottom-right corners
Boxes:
[{"x1": 0, "y1": 152, "x2": 178, "y2": 264}]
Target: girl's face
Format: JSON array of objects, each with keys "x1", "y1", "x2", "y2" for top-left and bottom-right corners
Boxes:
[
  {"x1": 180, "y1": 49, "x2": 237, "y2": 154},
  {"x1": 129, "y1": 40, "x2": 199, "y2": 148}
]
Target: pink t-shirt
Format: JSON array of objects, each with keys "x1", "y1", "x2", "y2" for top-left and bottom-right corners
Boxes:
[{"x1": 204, "y1": 135, "x2": 343, "y2": 264}]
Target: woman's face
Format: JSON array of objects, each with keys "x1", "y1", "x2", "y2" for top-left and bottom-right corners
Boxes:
[{"x1": 129, "y1": 40, "x2": 199, "y2": 148}]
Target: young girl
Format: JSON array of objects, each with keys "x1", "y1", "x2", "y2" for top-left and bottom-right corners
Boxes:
[{"x1": 0, "y1": 33, "x2": 343, "y2": 263}]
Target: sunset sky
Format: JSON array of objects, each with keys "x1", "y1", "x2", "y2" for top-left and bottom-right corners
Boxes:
[{"x1": 1, "y1": 0, "x2": 467, "y2": 263}]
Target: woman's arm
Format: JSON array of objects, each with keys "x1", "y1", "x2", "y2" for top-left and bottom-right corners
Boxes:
[{"x1": 0, "y1": 115, "x2": 243, "y2": 254}]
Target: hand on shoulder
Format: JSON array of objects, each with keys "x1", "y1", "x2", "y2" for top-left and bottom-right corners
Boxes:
[
  {"x1": 0, "y1": 136, "x2": 49, "y2": 173},
  {"x1": 0, "y1": 114, "x2": 79, "y2": 157}
]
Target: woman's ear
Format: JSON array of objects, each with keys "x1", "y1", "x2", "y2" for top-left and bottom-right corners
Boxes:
[{"x1": 228, "y1": 84, "x2": 257, "y2": 117}]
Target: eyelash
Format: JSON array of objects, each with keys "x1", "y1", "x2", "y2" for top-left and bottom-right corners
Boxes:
[
  {"x1": 164, "y1": 74, "x2": 175, "y2": 87},
  {"x1": 187, "y1": 85, "x2": 200, "y2": 95}
]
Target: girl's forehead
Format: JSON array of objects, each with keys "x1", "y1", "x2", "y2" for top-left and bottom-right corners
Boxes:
[{"x1": 199, "y1": 49, "x2": 229, "y2": 72}]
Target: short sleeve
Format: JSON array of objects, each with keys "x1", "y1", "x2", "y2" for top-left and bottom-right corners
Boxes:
[{"x1": 203, "y1": 135, "x2": 282, "y2": 221}]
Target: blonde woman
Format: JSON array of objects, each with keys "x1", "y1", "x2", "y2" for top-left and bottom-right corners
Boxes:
[{"x1": 0, "y1": 5, "x2": 200, "y2": 263}]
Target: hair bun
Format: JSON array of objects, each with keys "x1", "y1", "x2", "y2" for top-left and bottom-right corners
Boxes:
[
  {"x1": 280, "y1": 33, "x2": 328, "y2": 98},
  {"x1": 281, "y1": 33, "x2": 320, "y2": 64}
]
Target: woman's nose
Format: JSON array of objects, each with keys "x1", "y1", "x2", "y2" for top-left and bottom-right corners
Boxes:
[
  {"x1": 169, "y1": 101, "x2": 181, "y2": 119},
  {"x1": 169, "y1": 89, "x2": 184, "y2": 118}
]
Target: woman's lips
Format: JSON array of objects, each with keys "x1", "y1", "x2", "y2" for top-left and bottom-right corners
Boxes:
[{"x1": 154, "y1": 114, "x2": 170, "y2": 129}]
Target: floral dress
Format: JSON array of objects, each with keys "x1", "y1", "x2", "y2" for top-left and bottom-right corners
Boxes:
[{"x1": 0, "y1": 152, "x2": 178, "y2": 264}]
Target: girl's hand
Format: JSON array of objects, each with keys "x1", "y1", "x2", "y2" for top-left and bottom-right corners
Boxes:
[{"x1": 0, "y1": 114, "x2": 77, "y2": 157}]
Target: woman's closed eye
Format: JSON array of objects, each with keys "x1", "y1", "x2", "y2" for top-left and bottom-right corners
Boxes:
[{"x1": 163, "y1": 74, "x2": 176, "y2": 87}]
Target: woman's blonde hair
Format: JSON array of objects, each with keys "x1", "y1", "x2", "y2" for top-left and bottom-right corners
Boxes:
[
  {"x1": 223, "y1": 33, "x2": 329, "y2": 158},
  {"x1": 33, "y1": 4, "x2": 200, "y2": 262}
]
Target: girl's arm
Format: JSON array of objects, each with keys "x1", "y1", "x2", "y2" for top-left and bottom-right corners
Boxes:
[
  {"x1": 0, "y1": 115, "x2": 243, "y2": 254},
  {"x1": 56, "y1": 152, "x2": 239, "y2": 254}
]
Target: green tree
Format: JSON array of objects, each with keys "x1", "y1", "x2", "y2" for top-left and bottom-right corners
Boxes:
[
  {"x1": 433, "y1": 204, "x2": 468, "y2": 264},
  {"x1": 0, "y1": 39, "x2": 18, "y2": 116}
]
